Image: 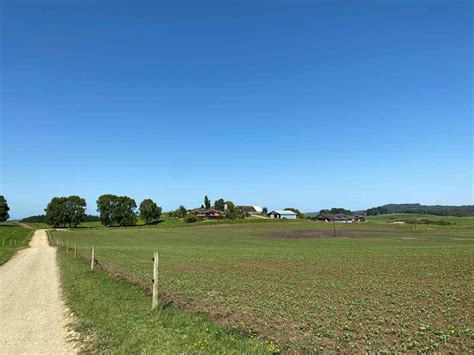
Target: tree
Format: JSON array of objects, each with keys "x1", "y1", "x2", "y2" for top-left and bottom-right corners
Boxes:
[
  {"x1": 366, "y1": 206, "x2": 389, "y2": 216},
  {"x1": 113, "y1": 196, "x2": 137, "y2": 226},
  {"x1": 139, "y1": 199, "x2": 162, "y2": 224},
  {"x1": 66, "y1": 195, "x2": 87, "y2": 227},
  {"x1": 45, "y1": 197, "x2": 68, "y2": 228},
  {"x1": 97, "y1": 194, "x2": 116, "y2": 227},
  {"x1": 176, "y1": 205, "x2": 187, "y2": 218},
  {"x1": 97, "y1": 194, "x2": 137, "y2": 226},
  {"x1": 45, "y1": 196, "x2": 87, "y2": 227},
  {"x1": 320, "y1": 207, "x2": 352, "y2": 215},
  {"x1": 224, "y1": 201, "x2": 245, "y2": 219},
  {"x1": 204, "y1": 195, "x2": 211, "y2": 209},
  {"x1": 184, "y1": 213, "x2": 198, "y2": 223},
  {"x1": 214, "y1": 198, "x2": 225, "y2": 211},
  {"x1": 284, "y1": 207, "x2": 304, "y2": 219},
  {"x1": 225, "y1": 201, "x2": 235, "y2": 212},
  {"x1": 262, "y1": 207, "x2": 268, "y2": 215},
  {"x1": 44, "y1": 197, "x2": 66, "y2": 228},
  {"x1": 0, "y1": 196, "x2": 10, "y2": 222}
]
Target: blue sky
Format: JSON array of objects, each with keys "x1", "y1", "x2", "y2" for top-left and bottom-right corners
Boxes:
[{"x1": 1, "y1": 1, "x2": 472, "y2": 218}]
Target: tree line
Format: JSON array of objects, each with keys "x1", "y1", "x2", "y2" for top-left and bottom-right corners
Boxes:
[
  {"x1": 319, "y1": 207, "x2": 352, "y2": 215},
  {"x1": 39, "y1": 195, "x2": 162, "y2": 227},
  {"x1": 365, "y1": 203, "x2": 474, "y2": 217},
  {"x1": 21, "y1": 214, "x2": 100, "y2": 223},
  {"x1": 365, "y1": 206, "x2": 389, "y2": 216}
]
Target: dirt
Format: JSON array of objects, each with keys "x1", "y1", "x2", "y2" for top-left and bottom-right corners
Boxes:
[{"x1": 0, "y1": 229, "x2": 77, "y2": 353}]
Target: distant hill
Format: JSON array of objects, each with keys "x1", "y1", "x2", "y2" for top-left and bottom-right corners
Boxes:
[
  {"x1": 305, "y1": 204, "x2": 474, "y2": 217},
  {"x1": 366, "y1": 203, "x2": 474, "y2": 217}
]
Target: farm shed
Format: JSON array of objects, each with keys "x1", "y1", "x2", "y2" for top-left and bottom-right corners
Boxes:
[
  {"x1": 237, "y1": 206, "x2": 263, "y2": 215},
  {"x1": 354, "y1": 214, "x2": 366, "y2": 222},
  {"x1": 312, "y1": 213, "x2": 351, "y2": 223},
  {"x1": 267, "y1": 210, "x2": 297, "y2": 219}
]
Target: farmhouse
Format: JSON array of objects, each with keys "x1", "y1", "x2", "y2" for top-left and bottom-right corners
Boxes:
[
  {"x1": 191, "y1": 209, "x2": 223, "y2": 219},
  {"x1": 312, "y1": 213, "x2": 351, "y2": 223},
  {"x1": 267, "y1": 210, "x2": 297, "y2": 219},
  {"x1": 354, "y1": 214, "x2": 366, "y2": 222},
  {"x1": 237, "y1": 206, "x2": 263, "y2": 215}
]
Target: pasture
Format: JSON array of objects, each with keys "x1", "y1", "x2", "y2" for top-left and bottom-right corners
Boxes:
[
  {"x1": 0, "y1": 225, "x2": 33, "y2": 264},
  {"x1": 51, "y1": 218, "x2": 474, "y2": 352}
]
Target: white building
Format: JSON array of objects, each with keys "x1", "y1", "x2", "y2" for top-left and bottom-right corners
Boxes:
[
  {"x1": 237, "y1": 205, "x2": 263, "y2": 215},
  {"x1": 267, "y1": 210, "x2": 297, "y2": 219}
]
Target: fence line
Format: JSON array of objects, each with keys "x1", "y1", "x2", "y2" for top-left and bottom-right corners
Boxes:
[{"x1": 50, "y1": 232, "x2": 160, "y2": 311}]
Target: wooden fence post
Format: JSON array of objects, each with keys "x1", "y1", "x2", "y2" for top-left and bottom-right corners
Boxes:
[
  {"x1": 152, "y1": 251, "x2": 159, "y2": 310},
  {"x1": 66, "y1": 240, "x2": 69, "y2": 253},
  {"x1": 74, "y1": 243, "x2": 77, "y2": 259},
  {"x1": 2, "y1": 238, "x2": 5, "y2": 246},
  {"x1": 90, "y1": 246, "x2": 95, "y2": 271}
]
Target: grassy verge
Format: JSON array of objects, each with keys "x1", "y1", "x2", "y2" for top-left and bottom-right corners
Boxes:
[
  {"x1": 0, "y1": 224, "x2": 34, "y2": 264},
  {"x1": 57, "y1": 247, "x2": 270, "y2": 353}
]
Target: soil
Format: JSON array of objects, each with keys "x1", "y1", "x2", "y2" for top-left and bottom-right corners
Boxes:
[{"x1": 0, "y1": 229, "x2": 77, "y2": 353}]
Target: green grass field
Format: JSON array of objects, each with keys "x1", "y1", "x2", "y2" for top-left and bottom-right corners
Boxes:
[
  {"x1": 51, "y1": 218, "x2": 474, "y2": 352},
  {"x1": 367, "y1": 213, "x2": 474, "y2": 227},
  {"x1": 0, "y1": 224, "x2": 34, "y2": 264}
]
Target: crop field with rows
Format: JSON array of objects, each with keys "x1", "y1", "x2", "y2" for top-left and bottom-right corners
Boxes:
[{"x1": 51, "y1": 218, "x2": 474, "y2": 352}]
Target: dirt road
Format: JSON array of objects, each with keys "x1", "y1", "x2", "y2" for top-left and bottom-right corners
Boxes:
[{"x1": 0, "y1": 229, "x2": 76, "y2": 353}]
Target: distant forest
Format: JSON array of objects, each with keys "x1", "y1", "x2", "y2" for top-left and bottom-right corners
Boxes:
[
  {"x1": 21, "y1": 214, "x2": 100, "y2": 223},
  {"x1": 365, "y1": 203, "x2": 474, "y2": 217}
]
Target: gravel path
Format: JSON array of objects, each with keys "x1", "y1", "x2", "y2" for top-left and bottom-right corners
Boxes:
[{"x1": 0, "y1": 229, "x2": 76, "y2": 353}]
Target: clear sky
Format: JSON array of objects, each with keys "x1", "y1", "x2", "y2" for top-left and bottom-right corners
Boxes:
[{"x1": 1, "y1": 1, "x2": 473, "y2": 219}]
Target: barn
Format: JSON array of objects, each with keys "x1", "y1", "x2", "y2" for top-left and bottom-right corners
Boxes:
[
  {"x1": 267, "y1": 210, "x2": 297, "y2": 219},
  {"x1": 312, "y1": 213, "x2": 351, "y2": 223},
  {"x1": 237, "y1": 206, "x2": 263, "y2": 215}
]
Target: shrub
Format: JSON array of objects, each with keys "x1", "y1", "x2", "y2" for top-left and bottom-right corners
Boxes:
[{"x1": 184, "y1": 214, "x2": 198, "y2": 223}]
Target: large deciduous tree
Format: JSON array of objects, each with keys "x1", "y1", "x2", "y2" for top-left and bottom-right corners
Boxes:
[
  {"x1": 66, "y1": 195, "x2": 87, "y2": 227},
  {"x1": 97, "y1": 194, "x2": 115, "y2": 226},
  {"x1": 139, "y1": 199, "x2": 162, "y2": 224},
  {"x1": 45, "y1": 195, "x2": 87, "y2": 227},
  {"x1": 97, "y1": 194, "x2": 137, "y2": 227},
  {"x1": 45, "y1": 197, "x2": 67, "y2": 227},
  {"x1": 0, "y1": 196, "x2": 10, "y2": 222},
  {"x1": 214, "y1": 198, "x2": 225, "y2": 211}
]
